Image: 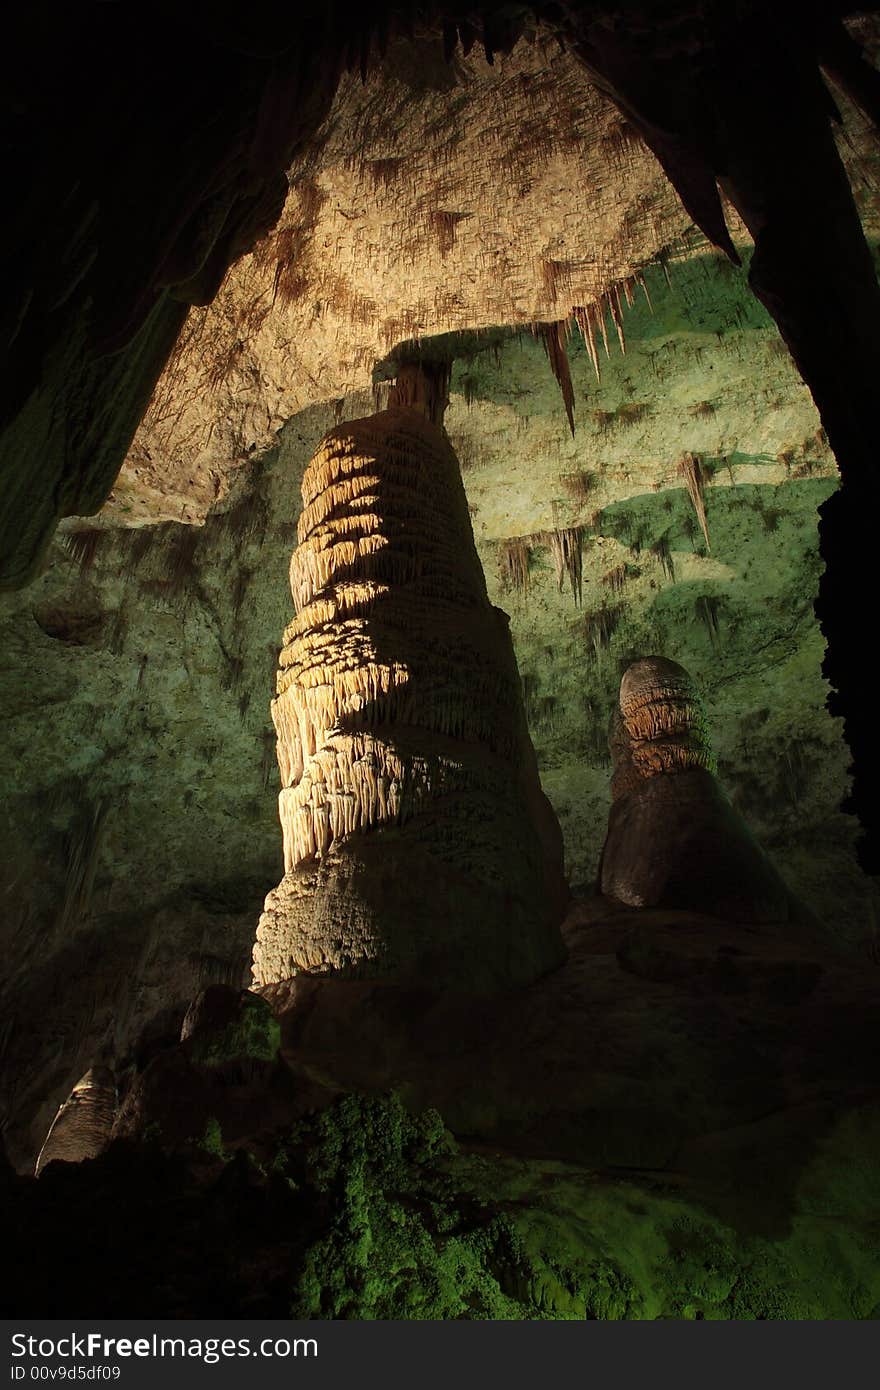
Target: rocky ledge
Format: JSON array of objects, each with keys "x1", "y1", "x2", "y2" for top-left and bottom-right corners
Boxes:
[{"x1": 4, "y1": 898, "x2": 877, "y2": 1319}]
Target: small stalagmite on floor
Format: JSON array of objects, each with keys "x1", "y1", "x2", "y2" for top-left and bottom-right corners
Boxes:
[
  {"x1": 252, "y1": 405, "x2": 568, "y2": 990},
  {"x1": 598, "y1": 656, "x2": 792, "y2": 922},
  {"x1": 34, "y1": 1066, "x2": 117, "y2": 1176}
]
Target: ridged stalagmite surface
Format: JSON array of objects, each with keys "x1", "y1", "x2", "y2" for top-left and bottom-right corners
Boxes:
[
  {"x1": 600, "y1": 657, "x2": 791, "y2": 922},
  {"x1": 609, "y1": 657, "x2": 717, "y2": 800},
  {"x1": 253, "y1": 407, "x2": 567, "y2": 989},
  {"x1": 34, "y1": 1066, "x2": 116, "y2": 1176}
]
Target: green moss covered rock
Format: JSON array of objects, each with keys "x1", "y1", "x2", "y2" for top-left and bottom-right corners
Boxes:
[
  {"x1": 182, "y1": 985, "x2": 280, "y2": 1066},
  {"x1": 278, "y1": 1093, "x2": 880, "y2": 1320}
]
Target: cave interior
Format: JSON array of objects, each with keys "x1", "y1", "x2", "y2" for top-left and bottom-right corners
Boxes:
[{"x1": 1, "y1": 1, "x2": 880, "y2": 1320}]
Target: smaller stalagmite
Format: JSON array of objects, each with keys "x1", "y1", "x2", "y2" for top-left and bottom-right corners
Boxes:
[
  {"x1": 599, "y1": 656, "x2": 791, "y2": 922},
  {"x1": 35, "y1": 1066, "x2": 117, "y2": 1176},
  {"x1": 253, "y1": 406, "x2": 567, "y2": 991}
]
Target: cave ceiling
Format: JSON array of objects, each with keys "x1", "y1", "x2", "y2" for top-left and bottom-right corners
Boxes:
[
  {"x1": 114, "y1": 13, "x2": 880, "y2": 525},
  {"x1": 3, "y1": 2, "x2": 879, "y2": 561},
  {"x1": 120, "y1": 27, "x2": 712, "y2": 524}
]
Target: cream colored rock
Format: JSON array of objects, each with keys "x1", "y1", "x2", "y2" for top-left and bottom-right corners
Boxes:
[
  {"x1": 35, "y1": 1066, "x2": 117, "y2": 1176},
  {"x1": 120, "y1": 31, "x2": 705, "y2": 525},
  {"x1": 253, "y1": 406, "x2": 567, "y2": 989}
]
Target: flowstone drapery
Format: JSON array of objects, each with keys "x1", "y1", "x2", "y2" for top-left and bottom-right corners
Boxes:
[{"x1": 253, "y1": 407, "x2": 567, "y2": 989}]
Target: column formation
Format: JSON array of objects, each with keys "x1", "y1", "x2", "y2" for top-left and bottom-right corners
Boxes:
[{"x1": 253, "y1": 407, "x2": 567, "y2": 990}]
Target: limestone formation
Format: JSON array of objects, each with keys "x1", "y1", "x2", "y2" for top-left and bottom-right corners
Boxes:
[
  {"x1": 599, "y1": 656, "x2": 791, "y2": 922},
  {"x1": 253, "y1": 406, "x2": 567, "y2": 990},
  {"x1": 34, "y1": 1066, "x2": 117, "y2": 1176}
]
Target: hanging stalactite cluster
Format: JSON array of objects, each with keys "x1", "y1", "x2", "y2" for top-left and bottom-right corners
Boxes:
[
  {"x1": 539, "y1": 525, "x2": 585, "y2": 606},
  {"x1": 499, "y1": 537, "x2": 531, "y2": 595},
  {"x1": 496, "y1": 525, "x2": 587, "y2": 608},
  {"x1": 253, "y1": 406, "x2": 567, "y2": 990},
  {"x1": 534, "y1": 271, "x2": 653, "y2": 432},
  {"x1": 572, "y1": 272, "x2": 652, "y2": 381}
]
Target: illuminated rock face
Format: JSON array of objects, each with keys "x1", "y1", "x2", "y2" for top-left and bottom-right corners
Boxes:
[
  {"x1": 35, "y1": 1066, "x2": 116, "y2": 1176},
  {"x1": 253, "y1": 406, "x2": 567, "y2": 989},
  {"x1": 599, "y1": 656, "x2": 791, "y2": 922}
]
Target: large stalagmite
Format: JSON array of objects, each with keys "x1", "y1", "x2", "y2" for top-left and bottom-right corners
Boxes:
[
  {"x1": 599, "y1": 656, "x2": 792, "y2": 922},
  {"x1": 252, "y1": 407, "x2": 568, "y2": 990},
  {"x1": 34, "y1": 1066, "x2": 117, "y2": 1176}
]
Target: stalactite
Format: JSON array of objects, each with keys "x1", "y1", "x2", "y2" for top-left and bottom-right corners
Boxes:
[
  {"x1": 695, "y1": 594, "x2": 722, "y2": 646},
  {"x1": 459, "y1": 373, "x2": 481, "y2": 409},
  {"x1": 584, "y1": 603, "x2": 623, "y2": 661},
  {"x1": 608, "y1": 284, "x2": 626, "y2": 353},
  {"x1": 572, "y1": 305, "x2": 600, "y2": 381},
  {"x1": 571, "y1": 268, "x2": 645, "y2": 375},
  {"x1": 536, "y1": 322, "x2": 575, "y2": 436},
  {"x1": 616, "y1": 402, "x2": 651, "y2": 426},
  {"x1": 62, "y1": 529, "x2": 105, "y2": 577},
  {"x1": 596, "y1": 297, "x2": 611, "y2": 356},
  {"x1": 120, "y1": 526, "x2": 155, "y2": 581},
  {"x1": 534, "y1": 526, "x2": 584, "y2": 606},
  {"x1": 164, "y1": 527, "x2": 201, "y2": 594},
  {"x1": 500, "y1": 538, "x2": 531, "y2": 595},
  {"x1": 590, "y1": 409, "x2": 615, "y2": 432},
  {"x1": 650, "y1": 532, "x2": 676, "y2": 582},
  {"x1": 430, "y1": 210, "x2": 467, "y2": 257},
  {"x1": 560, "y1": 470, "x2": 594, "y2": 503},
  {"x1": 253, "y1": 407, "x2": 567, "y2": 991},
  {"x1": 602, "y1": 564, "x2": 627, "y2": 596},
  {"x1": 107, "y1": 606, "x2": 128, "y2": 656},
  {"x1": 217, "y1": 490, "x2": 270, "y2": 550},
  {"x1": 540, "y1": 260, "x2": 562, "y2": 304},
  {"x1": 678, "y1": 452, "x2": 711, "y2": 551}
]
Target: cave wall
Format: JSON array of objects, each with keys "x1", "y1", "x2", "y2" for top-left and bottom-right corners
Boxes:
[
  {"x1": 451, "y1": 254, "x2": 873, "y2": 933},
  {"x1": 0, "y1": 405, "x2": 337, "y2": 1165},
  {"x1": 3, "y1": 248, "x2": 878, "y2": 1168}
]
